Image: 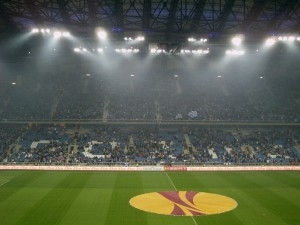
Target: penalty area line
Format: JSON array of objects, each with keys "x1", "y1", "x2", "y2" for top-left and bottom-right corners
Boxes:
[{"x1": 165, "y1": 172, "x2": 199, "y2": 225}]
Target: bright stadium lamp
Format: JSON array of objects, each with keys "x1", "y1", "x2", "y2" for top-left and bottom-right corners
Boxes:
[
  {"x1": 288, "y1": 36, "x2": 295, "y2": 42},
  {"x1": 231, "y1": 35, "x2": 244, "y2": 46},
  {"x1": 135, "y1": 36, "x2": 145, "y2": 41},
  {"x1": 97, "y1": 30, "x2": 107, "y2": 40},
  {"x1": 265, "y1": 38, "x2": 276, "y2": 46},
  {"x1": 31, "y1": 28, "x2": 39, "y2": 33},
  {"x1": 62, "y1": 31, "x2": 71, "y2": 37},
  {"x1": 53, "y1": 31, "x2": 62, "y2": 39}
]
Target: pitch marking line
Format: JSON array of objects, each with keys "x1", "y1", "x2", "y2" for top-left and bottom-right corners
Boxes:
[
  {"x1": 0, "y1": 180, "x2": 9, "y2": 187},
  {"x1": 165, "y1": 172, "x2": 199, "y2": 225}
]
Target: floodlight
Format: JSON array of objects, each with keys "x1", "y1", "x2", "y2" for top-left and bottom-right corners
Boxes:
[
  {"x1": 31, "y1": 28, "x2": 39, "y2": 33},
  {"x1": 266, "y1": 38, "x2": 276, "y2": 46},
  {"x1": 150, "y1": 48, "x2": 156, "y2": 53},
  {"x1": 226, "y1": 49, "x2": 245, "y2": 55},
  {"x1": 130, "y1": 74, "x2": 135, "y2": 77},
  {"x1": 97, "y1": 48, "x2": 104, "y2": 53},
  {"x1": 188, "y1": 37, "x2": 196, "y2": 42},
  {"x1": 288, "y1": 36, "x2": 295, "y2": 42},
  {"x1": 149, "y1": 48, "x2": 166, "y2": 54},
  {"x1": 97, "y1": 30, "x2": 107, "y2": 40},
  {"x1": 231, "y1": 35, "x2": 243, "y2": 46},
  {"x1": 53, "y1": 31, "x2": 62, "y2": 38},
  {"x1": 115, "y1": 48, "x2": 139, "y2": 54},
  {"x1": 62, "y1": 31, "x2": 70, "y2": 37},
  {"x1": 73, "y1": 47, "x2": 88, "y2": 53},
  {"x1": 135, "y1": 36, "x2": 145, "y2": 41}
]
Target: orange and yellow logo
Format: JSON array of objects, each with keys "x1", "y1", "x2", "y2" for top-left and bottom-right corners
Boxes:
[{"x1": 129, "y1": 191, "x2": 238, "y2": 216}]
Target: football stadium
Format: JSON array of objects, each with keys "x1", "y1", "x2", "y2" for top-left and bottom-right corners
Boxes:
[{"x1": 0, "y1": 1, "x2": 300, "y2": 225}]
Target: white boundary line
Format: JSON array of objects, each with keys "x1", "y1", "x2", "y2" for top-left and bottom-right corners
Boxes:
[
  {"x1": 0, "y1": 180, "x2": 9, "y2": 187},
  {"x1": 165, "y1": 172, "x2": 199, "y2": 225},
  {"x1": 166, "y1": 172, "x2": 177, "y2": 191}
]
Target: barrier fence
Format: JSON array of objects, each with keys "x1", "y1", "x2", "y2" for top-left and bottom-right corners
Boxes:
[{"x1": 0, "y1": 165, "x2": 299, "y2": 171}]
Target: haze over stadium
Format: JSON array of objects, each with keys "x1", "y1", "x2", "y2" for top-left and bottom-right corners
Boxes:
[{"x1": 0, "y1": 1, "x2": 300, "y2": 225}]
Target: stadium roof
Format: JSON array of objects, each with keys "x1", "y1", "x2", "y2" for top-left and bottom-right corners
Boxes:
[{"x1": 1, "y1": 0, "x2": 300, "y2": 43}]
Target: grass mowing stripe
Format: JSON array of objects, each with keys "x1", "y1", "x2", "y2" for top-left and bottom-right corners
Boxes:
[
  {"x1": 182, "y1": 172, "x2": 245, "y2": 225},
  {"x1": 212, "y1": 172, "x2": 288, "y2": 225},
  {"x1": 262, "y1": 171, "x2": 300, "y2": 191},
  {"x1": 104, "y1": 172, "x2": 148, "y2": 225},
  {"x1": 14, "y1": 172, "x2": 92, "y2": 225},
  {"x1": 0, "y1": 170, "x2": 299, "y2": 225},
  {"x1": 220, "y1": 172, "x2": 297, "y2": 225},
  {"x1": 241, "y1": 172, "x2": 300, "y2": 225},
  {"x1": 59, "y1": 172, "x2": 118, "y2": 225},
  {"x1": 0, "y1": 171, "x2": 70, "y2": 225},
  {"x1": 0, "y1": 171, "x2": 44, "y2": 203},
  {"x1": 172, "y1": 172, "x2": 244, "y2": 225},
  {"x1": 251, "y1": 171, "x2": 300, "y2": 207},
  {"x1": 0, "y1": 180, "x2": 9, "y2": 186},
  {"x1": 141, "y1": 172, "x2": 178, "y2": 191}
]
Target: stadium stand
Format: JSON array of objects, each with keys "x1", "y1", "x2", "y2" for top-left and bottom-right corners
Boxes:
[{"x1": 1, "y1": 124, "x2": 299, "y2": 166}]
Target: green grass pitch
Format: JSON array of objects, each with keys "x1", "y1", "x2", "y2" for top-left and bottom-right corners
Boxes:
[{"x1": 0, "y1": 170, "x2": 299, "y2": 225}]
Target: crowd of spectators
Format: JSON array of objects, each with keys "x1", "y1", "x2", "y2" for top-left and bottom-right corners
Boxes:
[
  {"x1": 0, "y1": 125, "x2": 25, "y2": 162},
  {"x1": 0, "y1": 60, "x2": 300, "y2": 122},
  {"x1": 188, "y1": 127, "x2": 298, "y2": 164},
  {"x1": 0, "y1": 125, "x2": 299, "y2": 165}
]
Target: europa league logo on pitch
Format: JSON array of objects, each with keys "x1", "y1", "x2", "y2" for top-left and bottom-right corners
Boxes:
[{"x1": 129, "y1": 191, "x2": 238, "y2": 216}]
